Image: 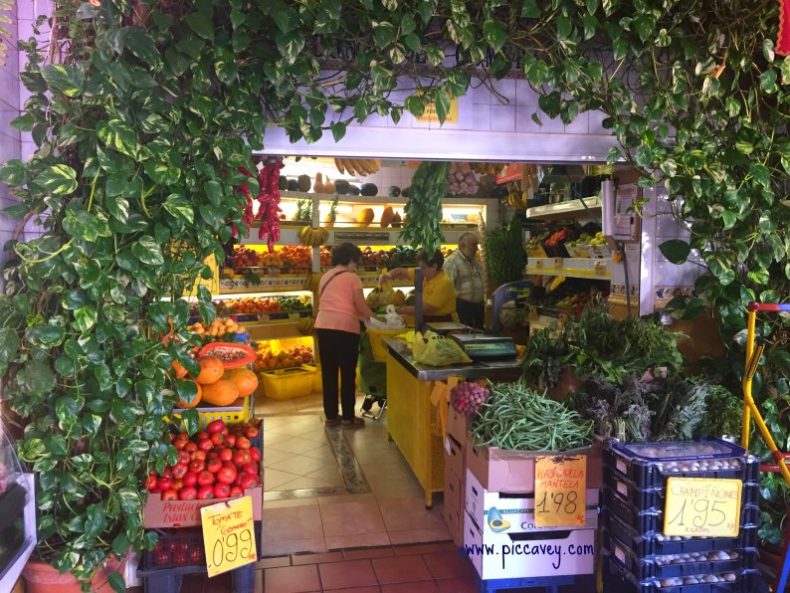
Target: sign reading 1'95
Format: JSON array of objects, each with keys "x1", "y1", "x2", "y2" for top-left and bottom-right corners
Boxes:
[{"x1": 664, "y1": 477, "x2": 742, "y2": 538}]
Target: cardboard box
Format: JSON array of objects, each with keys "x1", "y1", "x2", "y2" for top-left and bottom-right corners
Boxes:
[
  {"x1": 463, "y1": 511, "x2": 596, "y2": 580},
  {"x1": 465, "y1": 434, "x2": 602, "y2": 493},
  {"x1": 444, "y1": 434, "x2": 465, "y2": 482},
  {"x1": 464, "y1": 469, "x2": 599, "y2": 533},
  {"x1": 447, "y1": 407, "x2": 470, "y2": 446},
  {"x1": 443, "y1": 465, "x2": 464, "y2": 546},
  {"x1": 143, "y1": 487, "x2": 263, "y2": 528}
]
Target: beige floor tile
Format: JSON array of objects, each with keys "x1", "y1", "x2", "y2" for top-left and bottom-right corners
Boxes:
[
  {"x1": 263, "y1": 537, "x2": 328, "y2": 557},
  {"x1": 272, "y1": 436, "x2": 329, "y2": 455},
  {"x1": 262, "y1": 448, "x2": 296, "y2": 467},
  {"x1": 387, "y1": 527, "x2": 451, "y2": 545},
  {"x1": 299, "y1": 445, "x2": 336, "y2": 461},
  {"x1": 262, "y1": 504, "x2": 324, "y2": 540},
  {"x1": 267, "y1": 455, "x2": 334, "y2": 475},
  {"x1": 277, "y1": 475, "x2": 344, "y2": 491},
  {"x1": 264, "y1": 497, "x2": 319, "y2": 509},
  {"x1": 319, "y1": 500, "x2": 386, "y2": 536},
  {"x1": 325, "y1": 532, "x2": 391, "y2": 550},
  {"x1": 265, "y1": 468, "x2": 305, "y2": 490},
  {"x1": 318, "y1": 493, "x2": 378, "y2": 506},
  {"x1": 377, "y1": 497, "x2": 446, "y2": 531}
]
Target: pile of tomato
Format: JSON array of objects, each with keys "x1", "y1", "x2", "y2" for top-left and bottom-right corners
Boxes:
[{"x1": 146, "y1": 419, "x2": 261, "y2": 501}]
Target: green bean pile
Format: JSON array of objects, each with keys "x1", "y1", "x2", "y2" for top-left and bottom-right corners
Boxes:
[{"x1": 471, "y1": 382, "x2": 593, "y2": 451}]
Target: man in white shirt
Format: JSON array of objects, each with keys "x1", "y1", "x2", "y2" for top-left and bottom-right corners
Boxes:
[{"x1": 444, "y1": 232, "x2": 485, "y2": 328}]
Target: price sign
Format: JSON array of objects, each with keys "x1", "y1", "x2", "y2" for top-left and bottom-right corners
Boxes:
[
  {"x1": 534, "y1": 456, "x2": 587, "y2": 527},
  {"x1": 200, "y1": 496, "x2": 257, "y2": 577},
  {"x1": 664, "y1": 478, "x2": 742, "y2": 538}
]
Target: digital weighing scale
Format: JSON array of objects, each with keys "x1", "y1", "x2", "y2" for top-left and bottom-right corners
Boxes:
[{"x1": 449, "y1": 333, "x2": 519, "y2": 361}]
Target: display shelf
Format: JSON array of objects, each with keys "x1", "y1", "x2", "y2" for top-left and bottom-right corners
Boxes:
[
  {"x1": 219, "y1": 276, "x2": 312, "y2": 294},
  {"x1": 526, "y1": 196, "x2": 601, "y2": 220},
  {"x1": 242, "y1": 225, "x2": 475, "y2": 247},
  {"x1": 527, "y1": 257, "x2": 610, "y2": 279}
]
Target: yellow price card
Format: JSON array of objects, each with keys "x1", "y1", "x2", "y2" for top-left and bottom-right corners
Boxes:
[
  {"x1": 200, "y1": 496, "x2": 258, "y2": 577},
  {"x1": 534, "y1": 456, "x2": 587, "y2": 527},
  {"x1": 664, "y1": 477, "x2": 742, "y2": 537}
]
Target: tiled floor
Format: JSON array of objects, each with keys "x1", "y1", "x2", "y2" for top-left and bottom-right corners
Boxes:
[{"x1": 258, "y1": 393, "x2": 450, "y2": 557}]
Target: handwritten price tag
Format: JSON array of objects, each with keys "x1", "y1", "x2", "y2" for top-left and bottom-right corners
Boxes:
[
  {"x1": 534, "y1": 456, "x2": 587, "y2": 527},
  {"x1": 201, "y1": 496, "x2": 258, "y2": 577},
  {"x1": 664, "y1": 478, "x2": 742, "y2": 538}
]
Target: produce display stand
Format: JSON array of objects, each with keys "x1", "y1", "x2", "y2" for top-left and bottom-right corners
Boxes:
[{"x1": 740, "y1": 301, "x2": 790, "y2": 593}]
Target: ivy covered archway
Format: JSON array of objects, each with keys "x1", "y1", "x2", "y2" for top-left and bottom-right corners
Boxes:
[{"x1": 0, "y1": 0, "x2": 786, "y2": 584}]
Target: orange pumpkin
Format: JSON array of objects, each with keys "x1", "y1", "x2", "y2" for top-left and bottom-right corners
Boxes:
[
  {"x1": 172, "y1": 360, "x2": 189, "y2": 379},
  {"x1": 196, "y1": 357, "x2": 224, "y2": 385},
  {"x1": 201, "y1": 379, "x2": 240, "y2": 406},
  {"x1": 225, "y1": 368, "x2": 259, "y2": 397},
  {"x1": 177, "y1": 381, "x2": 202, "y2": 409}
]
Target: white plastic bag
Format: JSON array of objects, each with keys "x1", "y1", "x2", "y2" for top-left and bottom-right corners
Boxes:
[
  {"x1": 366, "y1": 317, "x2": 387, "y2": 329},
  {"x1": 383, "y1": 305, "x2": 405, "y2": 329}
]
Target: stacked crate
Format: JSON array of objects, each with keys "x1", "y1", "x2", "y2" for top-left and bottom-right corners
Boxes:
[
  {"x1": 442, "y1": 406, "x2": 469, "y2": 546},
  {"x1": 602, "y1": 439, "x2": 762, "y2": 593}
]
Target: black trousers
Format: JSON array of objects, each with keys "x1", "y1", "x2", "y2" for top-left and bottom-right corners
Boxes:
[
  {"x1": 316, "y1": 329, "x2": 360, "y2": 420},
  {"x1": 456, "y1": 298, "x2": 485, "y2": 329}
]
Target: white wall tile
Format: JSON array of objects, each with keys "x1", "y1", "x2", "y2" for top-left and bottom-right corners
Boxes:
[
  {"x1": 490, "y1": 104, "x2": 515, "y2": 132},
  {"x1": 588, "y1": 110, "x2": 609, "y2": 134},
  {"x1": 564, "y1": 112, "x2": 589, "y2": 135},
  {"x1": 472, "y1": 103, "x2": 490, "y2": 130},
  {"x1": 490, "y1": 79, "x2": 516, "y2": 105},
  {"x1": 514, "y1": 80, "x2": 539, "y2": 108}
]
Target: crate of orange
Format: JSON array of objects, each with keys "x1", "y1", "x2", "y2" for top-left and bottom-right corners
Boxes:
[{"x1": 172, "y1": 343, "x2": 258, "y2": 428}]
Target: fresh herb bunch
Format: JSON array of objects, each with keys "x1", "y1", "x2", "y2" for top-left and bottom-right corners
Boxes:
[
  {"x1": 485, "y1": 218, "x2": 526, "y2": 288},
  {"x1": 522, "y1": 303, "x2": 683, "y2": 388},
  {"x1": 401, "y1": 162, "x2": 449, "y2": 255},
  {"x1": 472, "y1": 382, "x2": 592, "y2": 451}
]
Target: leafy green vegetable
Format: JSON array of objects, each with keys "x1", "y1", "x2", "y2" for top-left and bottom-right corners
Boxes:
[
  {"x1": 484, "y1": 218, "x2": 526, "y2": 288},
  {"x1": 400, "y1": 162, "x2": 448, "y2": 255}
]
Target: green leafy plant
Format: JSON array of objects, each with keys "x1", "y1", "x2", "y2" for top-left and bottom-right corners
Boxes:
[
  {"x1": 400, "y1": 161, "x2": 449, "y2": 254},
  {"x1": 485, "y1": 218, "x2": 526, "y2": 288}
]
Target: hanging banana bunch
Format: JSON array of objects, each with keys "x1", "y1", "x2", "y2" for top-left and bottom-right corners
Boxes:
[
  {"x1": 299, "y1": 226, "x2": 329, "y2": 246},
  {"x1": 334, "y1": 158, "x2": 381, "y2": 177}
]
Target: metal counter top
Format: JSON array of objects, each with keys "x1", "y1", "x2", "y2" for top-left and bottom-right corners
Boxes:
[{"x1": 383, "y1": 338, "x2": 523, "y2": 382}]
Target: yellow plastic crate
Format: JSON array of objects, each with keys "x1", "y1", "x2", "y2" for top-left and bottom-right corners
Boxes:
[
  {"x1": 260, "y1": 365, "x2": 317, "y2": 400},
  {"x1": 367, "y1": 328, "x2": 406, "y2": 362},
  {"x1": 173, "y1": 395, "x2": 252, "y2": 429},
  {"x1": 302, "y1": 363, "x2": 322, "y2": 392}
]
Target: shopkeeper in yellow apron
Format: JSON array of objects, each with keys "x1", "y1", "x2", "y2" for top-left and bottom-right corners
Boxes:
[{"x1": 383, "y1": 249, "x2": 458, "y2": 323}]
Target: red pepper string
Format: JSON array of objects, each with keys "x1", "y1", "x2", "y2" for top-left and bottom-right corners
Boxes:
[
  {"x1": 257, "y1": 160, "x2": 284, "y2": 251},
  {"x1": 232, "y1": 166, "x2": 256, "y2": 239}
]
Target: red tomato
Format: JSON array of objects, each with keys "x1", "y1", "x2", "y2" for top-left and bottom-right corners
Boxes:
[
  {"x1": 179, "y1": 486, "x2": 197, "y2": 500},
  {"x1": 183, "y1": 472, "x2": 198, "y2": 487},
  {"x1": 198, "y1": 471, "x2": 215, "y2": 486},
  {"x1": 236, "y1": 436, "x2": 252, "y2": 450},
  {"x1": 241, "y1": 463, "x2": 258, "y2": 475},
  {"x1": 206, "y1": 458, "x2": 222, "y2": 474},
  {"x1": 161, "y1": 467, "x2": 173, "y2": 480},
  {"x1": 206, "y1": 451, "x2": 219, "y2": 461},
  {"x1": 197, "y1": 485, "x2": 215, "y2": 500},
  {"x1": 185, "y1": 442, "x2": 198, "y2": 453},
  {"x1": 245, "y1": 426, "x2": 260, "y2": 438},
  {"x1": 161, "y1": 489, "x2": 178, "y2": 501},
  {"x1": 177, "y1": 451, "x2": 190, "y2": 465},
  {"x1": 172, "y1": 479, "x2": 183, "y2": 491},
  {"x1": 229, "y1": 485, "x2": 243, "y2": 497},
  {"x1": 173, "y1": 439, "x2": 187, "y2": 451},
  {"x1": 191, "y1": 450, "x2": 207, "y2": 461},
  {"x1": 207, "y1": 419, "x2": 226, "y2": 434},
  {"x1": 224, "y1": 435, "x2": 237, "y2": 448},
  {"x1": 217, "y1": 464, "x2": 237, "y2": 485},
  {"x1": 196, "y1": 431, "x2": 210, "y2": 441},
  {"x1": 145, "y1": 474, "x2": 158, "y2": 492},
  {"x1": 189, "y1": 460, "x2": 205, "y2": 473},
  {"x1": 213, "y1": 483, "x2": 231, "y2": 499},
  {"x1": 239, "y1": 473, "x2": 259, "y2": 489},
  {"x1": 232, "y1": 450, "x2": 252, "y2": 467},
  {"x1": 158, "y1": 477, "x2": 173, "y2": 492},
  {"x1": 218, "y1": 448, "x2": 233, "y2": 462},
  {"x1": 249, "y1": 448, "x2": 260, "y2": 462},
  {"x1": 210, "y1": 432, "x2": 225, "y2": 447},
  {"x1": 171, "y1": 463, "x2": 188, "y2": 479},
  {"x1": 198, "y1": 439, "x2": 214, "y2": 452}
]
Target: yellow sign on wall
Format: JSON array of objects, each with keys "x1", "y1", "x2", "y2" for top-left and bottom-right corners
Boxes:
[
  {"x1": 664, "y1": 477, "x2": 742, "y2": 537},
  {"x1": 200, "y1": 496, "x2": 257, "y2": 577},
  {"x1": 534, "y1": 456, "x2": 587, "y2": 527},
  {"x1": 416, "y1": 96, "x2": 459, "y2": 124}
]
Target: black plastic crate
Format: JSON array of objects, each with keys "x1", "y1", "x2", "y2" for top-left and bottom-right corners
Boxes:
[
  {"x1": 604, "y1": 529, "x2": 757, "y2": 580},
  {"x1": 603, "y1": 440, "x2": 759, "y2": 490},
  {"x1": 604, "y1": 469, "x2": 760, "y2": 511},
  {"x1": 143, "y1": 522, "x2": 262, "y2": 570},
  {"x1": 138, "y1": 563, "x2": 254, "y2": 593},
  {"x1": 602, "y1": 488, "x2": 761, "y2": 534},
  {"x1": 604, "y1": 510, "x2": 759, "y2": 557},
  {"x1": 603, "y1": 556, "x2": 766, "y2": 593}
]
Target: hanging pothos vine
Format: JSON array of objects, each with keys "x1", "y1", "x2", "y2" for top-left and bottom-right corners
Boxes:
[{"x1": 0, "y1": 0, "x2": 787, "y2": 586}]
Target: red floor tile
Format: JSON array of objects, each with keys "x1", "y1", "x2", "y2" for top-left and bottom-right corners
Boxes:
[
  {"x1": 381, "y1": 581, "x2": 439, "y2": 593},
  {"x1": 292, "y1": 551, "x2": 346, "y2": 565},
  {"x1": 422, "y1": 551, "x2": 476, "y2": 579},
  {"x1": 320, "y1": 588, "x2": 382, "y2": 593},
  {"x1": 257, "y1": 556, "x2": 291, "y2": 569},
  {"x1": 264, "y1": 564, "x2": 321, "y2": 593},
  {"x1": 318, "y1": 559, "x2": 378, "y2": 590},
  {"x1": 392, "y1": 542, "x2": 455, "y2": 556},
  {"x1": 372, "y1": 555, "x2": 431, "y2": 584},
  {"x1": 343, "y1": 547, "x2": 395, "y2": 560},
  {"x1": 435, "y1": 577, "x2": 479, "y2": 593}
]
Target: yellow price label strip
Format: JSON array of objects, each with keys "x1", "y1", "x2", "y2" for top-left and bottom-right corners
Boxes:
[
  {"x1": 663, "y1": 477, "x2": 742, "y2": 538},
  {"x1": 200, "y1": 496, "x2": 258, "y2": 578},
  {"x1": 534, "y1": 456, "x2": 587, "y2": 527}
]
